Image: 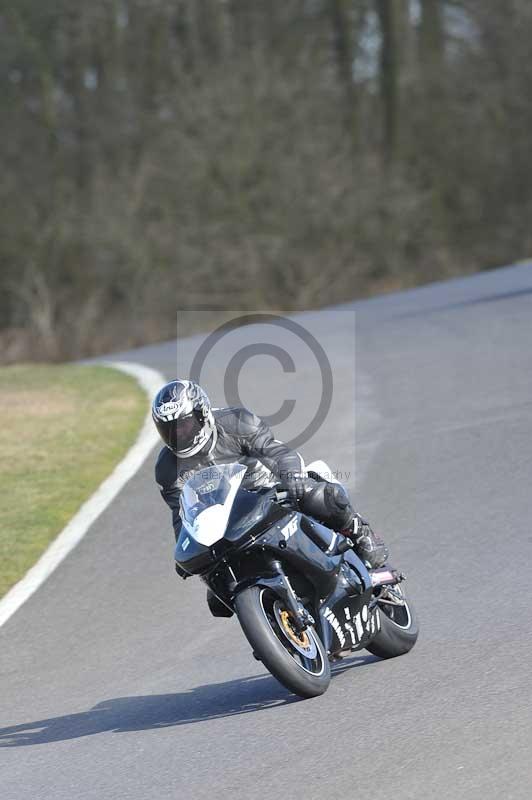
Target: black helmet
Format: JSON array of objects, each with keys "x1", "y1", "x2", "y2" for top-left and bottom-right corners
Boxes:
[{"x1": 152, "y1": 380, "x2": 215, "y2": 457}]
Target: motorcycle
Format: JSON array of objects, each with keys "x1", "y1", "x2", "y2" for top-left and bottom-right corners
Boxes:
[{"x1": 175, "y1": 461, "x2": 419, "y2": 698}]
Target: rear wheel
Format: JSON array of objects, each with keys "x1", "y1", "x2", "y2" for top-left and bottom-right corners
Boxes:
[
  {"x1": 366, "y1": 583, "x2": 419, "y2": 659},
  {"x1": 234, "y1": 586, "x2": 330, "y2": 698}
]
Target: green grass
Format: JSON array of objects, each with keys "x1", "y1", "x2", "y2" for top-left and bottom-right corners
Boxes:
[{"x1": 0, "y1": 364, "x2": 147, "y2": 598}]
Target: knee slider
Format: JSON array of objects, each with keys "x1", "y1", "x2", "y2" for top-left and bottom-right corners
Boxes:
[
  {"x1": 324, "y1": 483, "x2": 350, "y2": 511},
  {"x1": 324, "y1": 483, "x2": 352, "y2": 529},
  {"x1": 300, "y1": 480, "x2": 353, "y2": 531}
]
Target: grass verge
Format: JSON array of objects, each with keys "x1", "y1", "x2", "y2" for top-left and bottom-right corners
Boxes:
[{"x1": 0, "y1": 364, "x2": 147, "y2": 598}]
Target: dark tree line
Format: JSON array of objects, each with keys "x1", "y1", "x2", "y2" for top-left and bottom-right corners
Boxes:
[{"x1": 1, "y1": 0, "x2": 531, "y2": 361}]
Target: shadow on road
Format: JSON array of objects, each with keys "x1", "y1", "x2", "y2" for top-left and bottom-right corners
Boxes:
[
  {"x1": 0, "y1": 673, "x2": 290, "y2": 747},
  {"x1": 0, "y1": 655, "x2": 376, "y2": 748}
]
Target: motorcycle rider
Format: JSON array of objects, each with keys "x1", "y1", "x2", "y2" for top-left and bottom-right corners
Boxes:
[{"x1": 153, "y1": 380, "x2": 388, "y2": 572}]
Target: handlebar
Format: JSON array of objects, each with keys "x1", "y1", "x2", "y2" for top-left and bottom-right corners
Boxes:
[
  {"x1": 273, "y1": 477, "x2": 317, "y2": 506},
  {"x1": 273, "y1": 490, "x2": 291, "y2": 505}
]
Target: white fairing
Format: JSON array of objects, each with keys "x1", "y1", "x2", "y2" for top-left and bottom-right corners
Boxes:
[
  {"x1": 306, "y1": 460, "x2": 341, "y2": 485},
  {"x1": 180, "y1": 463, "x2": 247, "y2": 547}
]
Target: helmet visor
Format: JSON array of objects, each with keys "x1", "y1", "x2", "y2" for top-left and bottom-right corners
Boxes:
[{"x1": 156, "y1": 412, "x2": 204, "y2": 454}]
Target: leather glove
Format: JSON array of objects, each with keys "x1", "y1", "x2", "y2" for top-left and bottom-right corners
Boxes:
[{"x1": 284, "y1": 471, "x2": 307, "y2": 502}]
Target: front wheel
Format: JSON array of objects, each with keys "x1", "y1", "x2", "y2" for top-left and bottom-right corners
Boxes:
[
  {"x1": 366, "y1": 582, "x2": 419, "y2": 660},
  {"x1": 234, "y1": 586, "x2": 330, "y2": 698}
]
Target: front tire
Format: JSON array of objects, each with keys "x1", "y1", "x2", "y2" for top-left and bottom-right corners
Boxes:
[
  {"x1": 366, "y1": 583, "x2": 419, "y2": 660},
  {"x1": 234, "y1": 586, "x2": 330, "y2": 699}
]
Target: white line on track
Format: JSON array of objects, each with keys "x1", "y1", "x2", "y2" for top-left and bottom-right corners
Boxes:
[{"x1": 0, "y1": 360, "x2": 165, "y2": 629}]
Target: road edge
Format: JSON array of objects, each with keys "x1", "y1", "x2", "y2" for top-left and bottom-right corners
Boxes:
[{"x1": 0, "y1": 360, "x2": 165, "y2": 629}]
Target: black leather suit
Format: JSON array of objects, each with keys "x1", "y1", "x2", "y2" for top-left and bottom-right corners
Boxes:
[{"x1": 155, "y1": 406, "x2": 354, "y2": 540}]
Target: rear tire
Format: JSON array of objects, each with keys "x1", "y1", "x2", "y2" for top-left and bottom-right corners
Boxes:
[
  {"x1": 235, "y1": 586, "x2": 330, "y2": 699},
  {"x1": 366, "y1": 584, "x2": 419, "y2": 660}
]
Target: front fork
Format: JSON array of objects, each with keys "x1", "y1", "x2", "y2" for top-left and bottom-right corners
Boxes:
[{"x1": 230, "y1": 559, "x2": 314, "y2": 633}]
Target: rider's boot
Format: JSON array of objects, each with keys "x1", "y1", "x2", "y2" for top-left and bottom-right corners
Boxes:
[
  {"x1": 299, "y1": 479, "x2": 389, "y2": 568},
  {"x1": 341, "y1": 514, "x2": 389, "y2": 569}
]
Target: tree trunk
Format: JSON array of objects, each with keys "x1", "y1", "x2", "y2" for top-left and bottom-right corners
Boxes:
[
  {"x1": 376, "y1": 0, "x2": 400, "y2": 166},
  {"x1": 419, "y1": 0, "x2": 444, "y2": 86},
  {"x1": 329, "y1": 0, "x2": 357, "y2": 147}
]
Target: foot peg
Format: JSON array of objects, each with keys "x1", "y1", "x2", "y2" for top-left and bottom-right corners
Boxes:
[{"x1": 369, "y1": 568, "x2": 404, "y2": 588}]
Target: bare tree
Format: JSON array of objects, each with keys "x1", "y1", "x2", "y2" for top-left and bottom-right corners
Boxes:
[
  {"x1": 329, "y1": 0, "x2": 358, "y2": 146},
  {"x1": 376, "y1": 0, "x2": 403, "y2": 165},
  {"x1": 1, "y1": 0, "x2": 532, "y2": 361},
  {"x1": 419, "y1": 0, "x2": 445, "y2": 83}
]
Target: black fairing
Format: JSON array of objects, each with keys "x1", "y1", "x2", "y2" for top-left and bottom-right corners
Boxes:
[
  {"x1": 224, "y1": 488, "x2": 286, "y2": 543},
  {"x1": 174, "y1": 487, "x2": 286, "y2": 575},
  {"x1": 175, "y1": 478, "x2": 382, "y2": 657},
  {"x1": 174, "y1": 530, "x2": 211, "y2": 575}
]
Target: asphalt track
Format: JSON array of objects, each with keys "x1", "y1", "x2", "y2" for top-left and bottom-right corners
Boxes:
[{"x1": 1, "y1": 263, "x2": 532, "y2": 799}]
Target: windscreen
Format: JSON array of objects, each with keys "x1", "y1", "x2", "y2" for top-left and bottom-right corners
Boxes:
[{"x1": 180, "y1": 463, "x2": 247, "y2": 542}]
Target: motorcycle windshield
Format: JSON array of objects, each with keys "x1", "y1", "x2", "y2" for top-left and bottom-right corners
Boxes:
[{"x1": 180, "y1": 463, "x2": 248, "y2": 547}]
